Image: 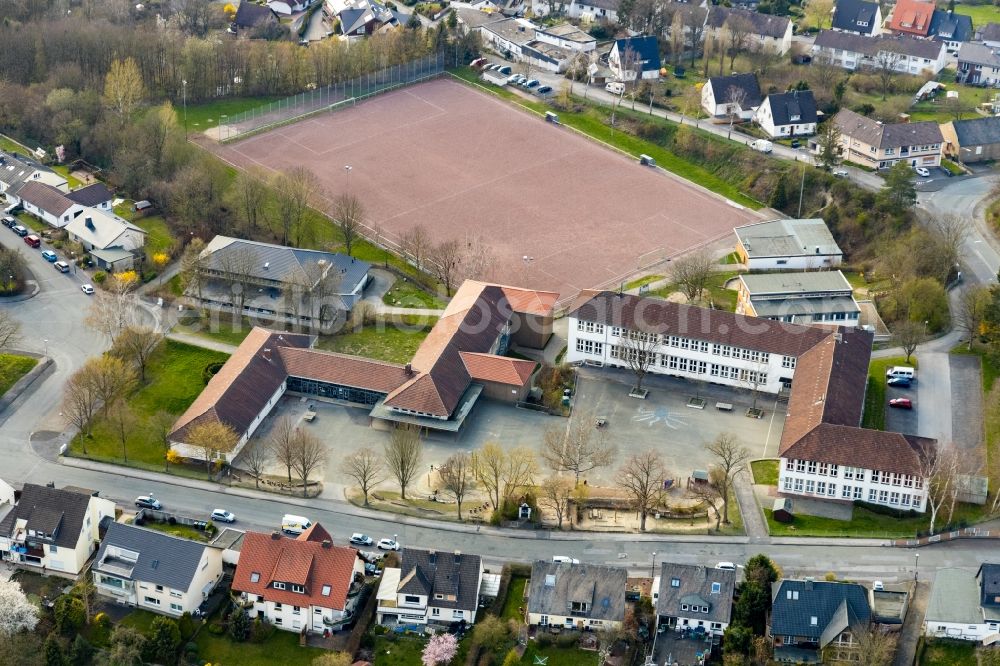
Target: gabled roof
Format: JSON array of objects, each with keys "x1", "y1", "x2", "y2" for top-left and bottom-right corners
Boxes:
[
  {"x1": 233, "y1": 527, "x2": 359, "y2": 610},
  {"x1": 0, "y1": 152, "x2": 62, "y2": 191},
  {"x1": 0, "y1": 483, "x2": 96, "y2": 548},
  {"x1": 832, "y1": 108, "x2": 943, "y2": 149},
  {"x1": 814, "y1": 29, "x2": 946, "y2": 60},
  {"x1": 949, "y1": 116, "x2": 1000, "y2": 148},
  {"x1": 886, "y1": 0, "x2": 935, "y2": 35},
  {"x1": 65, "y1": 208, "x2": 145, "y2": 250},
  {"x1": 930, "y1": 10, "x2": 973, "y2": 42},
  {"x1": 656, "y1": 563, "x2": 736, "y2": 625},
  {"x1": 399, "y1": 548, "x2": 483, "y2": 611},
  {"x1": 762, "y1": 90, "x2": 818, "y2": 127},
  {"x1": 459, "y1": 352, "x2": 536, "y2": 385},
  {"x1": 707, "y1": 6, "x2": 791, "y2": 39},
  {"x1": 831, "y1": 0, "x2": 880, "y2": 35},
  {"x1": 958, "y1": 42, "x2": 1000, "y2": 68},
  {"x1": 234, "y1": 1, "x2": 278, "y2": 27},
  {"x1": 978, "y1": 22, "x2": 1000, "y2": 42},
  {"x1": 278, "y1": 347, "x2": 413, "y2": 393},
  {"x1": 734, "y1": 218, "x2": 842, "y2": 259},
  {"x1": 66, "y1": 183, "x2": 114, "y2": 207},
  {"x1": 613, "y1": 36, "x2": 661, "y2": 71},
  {"x1": 528, "y1": 561, "x2": 626, "y2": 622},
  {"x1": 978, "y1": 563, "x2": 1000, "y2": 608},
  {"x1": 17, "y1": 181, "x2": 75, "y2": 217},
  {"x1": 770, "y1": 580, "x2": 871, "y2": 645},
  {"x1": 94, "y1": 523, "x2": 210, "y2": 591},
  {"x1": 707, "y1": 73, "x2": 763, "y2": 108}
]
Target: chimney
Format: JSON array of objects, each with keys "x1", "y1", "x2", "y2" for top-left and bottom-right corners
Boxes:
[
  {"x1": 271, "y1": 531, "x2": 282, "y2": 540},
  {"x1": 322, "y1": 539, "x2": 332, "y2": 549},
  {"x1": 454, "y1": 550, "x2": 462, "y2": 564},
  {"x1": 405, "y1": 363, "x2": 413, "y2": 375},
  {"x1": 804, "y1": 578, "x2": 814, "y2": 590},
  {"x1": 429, "y1": 550, "x2": 437, "y2": 565},
  {"x1": 264, "y1": 262, "x2": 270, "y2": 270}
]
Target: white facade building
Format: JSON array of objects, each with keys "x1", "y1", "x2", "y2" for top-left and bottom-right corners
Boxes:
[
  {"x1": 779, "y1": 456, "x2": 928, "y2": 511},
  {"x1": 924, "y1": 567, "x2": 1000, "y2": 644}
]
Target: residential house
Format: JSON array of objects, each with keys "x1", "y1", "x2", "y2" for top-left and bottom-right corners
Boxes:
[
  {"x1": 233, "y1": 2, "x2": 280, "y2": 30},
  {"x1": 268, "y1": 0, "x2": 317, "y2": 15},
  {"x1": 65, "y1": 208, "x2": 147, "y2": 255},
  {"x1": 769, "y1": 579, "x2": 873, "y2": 663},
  {"x1": 0, "y1": 483, "x2": 115, "y2": 575},
  {"x1": 733, "y1": 218, "x2": 843, "y2": 270},
  {"x1": 526, "y1": 561, "x2": 626, "y2": 631},
  {"x1": 0, "y1": 151, "x2": 68, "y2": 205},
  {"x1": 654, "y1": 564, "x2": 736, "y2": 637},
  {"x1": 170, "y1": 281, "x2": 555, "y2": 462},
  {"x1": 886, "y1": 0, "x2": 935, "y2": 37},
  {"x1": 701, "y1": 73, "x2": 762, "y2": 120},
  {"x1": 479, "y1": 18, "x2": 578, "y2": 73},
  {"x1": 832, "y1": 108, "x2": 943, "y2": 169},
  {"x1": 16, "y1": 181, "x2": 85, "y2": 228},
  {"x1": 529, "y1": 0, "x2": 620, "y2": 24},
  {"x1": 923, "y1": 567, "x2": 1000, "y2": 644},
  {"x1": 376, "y1": 548, "x2": 484, "y2": 626},
  {"x1": 977, "y1": 22, "x2": 1000, "y2": 48},
  {"x1": 754, "y1": 90, "x2": 818, "y2": 138},
  {"x1": 194, "y1": 235, "x2": 370, "y2": 323},
  {"x1": 567, "y1": 292, "x2": 937, "y2": 512},
  {"x1": 533, "y1": 23, "x2": 596, "y2": 53},
  {"x1": 957, "y1": 42, "x2": 1000, "y2": 86},
  {"x1": 941, "y1": 116, "x2": 1000, "y2": 163},
  {"x1": 831, "y1": 0, "x2": 882, "y2": 36},
  {"x1": 736, "y1": 271, "x2": 860, "y2": 325},
  {"x1": 929, "y1": 10, "x2": 974, "y2": 50},
  {"x1": 812, "y1": 30, "x2": 947, "y2": 74},
  {"x1": 93, "y1": 523, "x2": 224, "y2": 616},
  {"x1": 333, "y1": 0, "x2": 403, "y2": 38},
  {"x1": 609, "y1": 36, "x2": 661, "y2": 81},
  {"x1": 233, "y1": 525, "x2": 364, "y2": 634},
  {"x1": 65, "y1": 183, "x2": 114, "y2": 212},
  {"x1": 706, "y1": 7, "x2": 793, "y2": 55}
]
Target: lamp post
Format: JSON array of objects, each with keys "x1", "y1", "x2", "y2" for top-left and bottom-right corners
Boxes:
[
  {"x1": 43, "y1": 339, "x2": 48, "y2": 356},
  {"x1": 344, "y1": 164, "x2": 352, "y2": 190},
  {"x1": 428, "y1": 464, "x2": 434, "y2": 487},
  {"x1": 651, "y1": 551, "x2": 657, "y2": 578},
  {"x1": 914, "y1": 552, "x2": 920, "y2": 581},
  {"x1": 182, "y1": 79, "x2": 188, "y2": 138}
]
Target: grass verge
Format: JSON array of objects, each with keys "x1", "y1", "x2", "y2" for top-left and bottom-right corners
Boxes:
[
  {"x1": 623, "y1": 274, "x2": 664, "y2": 291},
  {"x1": 646, "y1": 270, "x2": 742, "y2": 311},
  {"x1": 0, "y1": 354, "x2": 38, "y2": 396},
  {"x1": 750, "y1": 459, "x2": 779, "y2": 486},
  {"x1": 765, "y1": 501, "x2": 984, "y2": 538},
  {"x1": 381, "y1": 277, "x2": 446, "y2": 309},
  {"x1": 178, "y1": 96, "x2": 284, "y2": 131},
  {"x1": 140, "y1": 520, "x2": 212, "y2": 542}
]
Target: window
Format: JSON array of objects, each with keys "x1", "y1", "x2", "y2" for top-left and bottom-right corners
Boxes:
[
  {"x1": 786, "y1": 590, "x2": 799, "y2": 600},
  {"x1": 829, "y1": 464, "x2": 839, "y2": 477},
  {"x1": 155, "y1": 585, "x2": 164, "y2": 592},
  {"x1": 783, "y1": 477, "x2": 793, "y2": 491},
  {"x1": 817, "y1": 481, "x2": 826, "y2": 495},
  {"x1": 404, "y1": 595, "x2": 420, "y2": 604},
  {"x1": 818, "y1": 463, "x2": 829, "y2": 476},
  {"x1": 170, "y1": 603, "x2": 182, "y2": 612},
  {"x1": 782, "y1": 355, "x2": 797, "y2": 369},
  {"x1": 805, "y1": 479, "x2": 815, "y2": 494},
  {"x1": 291, "y1": 584, "x2": 305, "y2": 594},
  {"x1": 144, "y1": 596, "x2": 161, "y2": 606},
  {"x1": 842, "y1": 485, "x2": 852, "y2": 499},
  {"x1": 671, "y1": 578, "x2": 681, "y2": 588},
  {"x1": 854, "y1": 486, "x2": 863, "y2": 500},
  {"x1": 275, "y1": 617, "x2": 283, "y2": 626},
  {"x1": 681, "y1": 604, "x2": 689, "y2": 611},
  {"x1": 711, "y1": 582, "x2": 721, "y2": 594},
  {"x1": 275, "y1": 603, "x2": 283, "y2": 611},
  {"x1": 807, "y1": 461, "x2": 817, "y2": 475},
  {"x1": 890, "y1": 492, "x2": 900, "y2": 505},
  {"x1": 170, "y1": 590, "x2": 182, "y2": 598},
  {"x1": 869, "y1": 489, "x2": 877, "y2": 502},
  {"x1": 453, "y1": 610, "x2": 464, "y2": 619},
  {"x1": 292, "y1": 606, "x2": 301, "y2": 615},
  {"x1": 879, "y1": 490, "x2": 889, "y2": 503},
  {"x1": 50, "y1": 545, "x2": 58, "y2": 553},
  {"x1": 793, "y1": 478, "x2": 803, "y2": 492},
  {"x1": 796, "y1": 460, "x2": 806, "y2": 473},
  {"x1": 827, "y1": 484, "x2": 836, "y2": 497},
  {"x1": 576, "y1": 339, "x2": 603, "y2": 356},
  {"x1": 99, "y1": 576, "x2": 124, "y2": 589},
  {"x1": 786, "y1": 459, "x2": 795, "y2": 470},
  {"x1": 432, "y1": 608, "x2": 440, "y2": 616},
  {"x1": 321, "y1": 585, "x2": 331, "y2": 596},
  {"x1": 273, "y1": 582, "x2": 286, "y2": 590}
]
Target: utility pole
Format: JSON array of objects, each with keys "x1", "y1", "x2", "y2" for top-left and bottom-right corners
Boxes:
[
  {"x1": 797, "y1": 163, "x2": 805, "y2": 218},
  {"x1": 182, "y1": 79, "x2": 188, "y2": 138}
]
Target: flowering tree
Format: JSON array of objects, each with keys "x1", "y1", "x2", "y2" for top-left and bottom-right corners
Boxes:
[
  {"x1": 0, "y1": 579, "x2": 39, "y2": 636},
  {"x1": 422, "y1": 633, "x2": 458, "y2": 666},
  {"x1": 55, "y1": 145, "x2": 66, "y2": 163}
]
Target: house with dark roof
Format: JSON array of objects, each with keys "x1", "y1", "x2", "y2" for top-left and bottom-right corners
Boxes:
[
  {"x1": 733, "y1": 218, "x2": 843, "y2": 270},
  {"x1": 333, "y1": 0, "x2": 401, "y2": 37},
  {"x1": 886, "y1": 0, "x2": 935, "y2": 37},
  {"x1": 609, "y1": 36, "x2": 661, "y2": 81},
  {"x1": 195, "y1": 235, "x2": 371, "y2": 324},
  {"x1": 0, "y1": 483, "x2": 115, "y2": 575},
  {"x1": 929, "y1": 10, "x2": 974, "y2": 50},
  {"x1": 170, "y1": 280, "x2": 556, "y2": 461},
  {"x1": 923, "y1": 566, "x2": 1000, "y2": 643},
  {"x1": 93, "y1": 523, "x2": 224, "y2": 616},
  {"x1": 754, "y1": 90, "x2": 818, "y2": 138},
  {"x1": 812, "y1": 30, "x2": 947, "y2": 74},
  {"x1": 831, "y1": 108, "x2": 944, "y2": 169},
  {"x1": 65, "y1": 182, "x2": 114, "y2": 211},
  {"x1": 736, "y1": 270, "x2": 860, "y2": 325},
  {"x1": 233, "y1": 526, "x2": 364, "y2": 634},
  {"x1": 0, "y1": 151, "x2": 68, "y2": 205},
  {"x1": 566, "y1": 292, "x2": 937, "y2": 512},
  {"x1": 957, "y1": 42, "x2": 1000, "y2": 86},
  {"x1": 941, "y1": 116, "x2": 1000, "y2": 163},
  {"x1": 526, "y1": 561, "x2": 627, "y2": 630},
  {"x1": 376, "y1": 548, "x2": 484, "y2": 626},
  {"x1": 978, "y1": 22, "x2": 1000, "y2": 48},
  {"x1": 233, "y1": 1, "x2": 279, "y2": 29},
  {"x1": 701, "y1": 73, "x2": 763, "y2": 120},
  {"x1": 16, "y1": 181, "x2": 85, "y2": 228},
  {"x1": 769, "y1": 579, "x2": 873, "y2": 663},
  {"x1": 706, "y1": 7, "x2": 793, "y2": 54},
  {"x1": 831, "y1": 0, "x2": 882, "y2": 36},
  {"x1": 655, "y1": 563, "x2": 736, "y2": 637}
]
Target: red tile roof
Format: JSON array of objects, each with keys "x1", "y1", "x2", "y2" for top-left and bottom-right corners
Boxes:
[
  {"x1": 887, "y1": 0, "x2": 934, "y2": 35},
  {"x1": 460, "y1": 352, "x2": 536, "y2": 385},
  {"x1": 233, "y1": 529, "x2": 360, "y2": 610},
  {"x1": 278, "y1": 347, "x2": 413, "y2": 394},
  {"x1": 781, "y1": 424, "x2": 935, "y2": 476}
]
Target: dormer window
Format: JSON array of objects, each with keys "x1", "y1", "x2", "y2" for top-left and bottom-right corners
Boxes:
[
  {"x1": 273, "y1": 582, "x2": 286, "y2": 590},
  {"x1": 291, "y1": 584, "x2": 305, "y2": 593},
  {"x1": 435, "y1": 594, "x2": 444, "y2": 600},
  {"x1": 681, "y1": 604, "x2": 689, "y2": 611},
  {"x1": 790, "y1": 114, "x2": 801, "y2": 122}
]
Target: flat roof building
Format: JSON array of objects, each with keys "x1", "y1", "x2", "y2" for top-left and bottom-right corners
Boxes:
[{"x1": 736, "y1": 270, "x2": 860, "y2": 325}]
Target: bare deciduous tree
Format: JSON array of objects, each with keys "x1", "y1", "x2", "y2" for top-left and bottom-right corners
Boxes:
[
  {"x1": 892, "y1": 320, "x2": 925, "y2": 365},
  {"x1": 180, "y1": 238, "x2": 208, "y2": 301},
  {"x1": 872, "y1": 50, "x2": 903, "y2": 100},
  {"x1": 385, "y1": 424, "x2": 423, "y2": 500},
  {"x1": 921, "y1": 442, "x2": 958, "y2": 535},
  {"x1": 63, "y1": 365, "x2": 102, "y2": 449},
  {"x1": 187, "y1": 420, "x2": 238, "y2": 479},
  {"x1": 689, "y1": 466, "x2": 727, "y2": 530},
  {"x1": 0, "y1": 311, "x2": 21, "y2": 349},
  {"x1": 232, "y1": 168, "x2": 270, "y2": 236},
  {"x1": 109, "y1": 325, "x2": 163, "y2": 381},
  {"x1": 459, "y1": 234, "x2": 496, "y2": 284},
  {"x1": 402, "y1": 225, "x2": 431, "y2": 272},
  {"x1": 671, "y1": 250, "x2": 715, "y2": 304},
  {"x1": 725, "y1": 15, "x2": 754, "y2": 70},
  {"x1": 541, "y1": 413, "x2": 616, "y2": 484},
  {"x1": 429, "y1": 239, "x2": 463, "y2": 296},
  {"x1": 88, "y1": 355, "x2": 137, "y2": 417},
  {"x1": 539, "y1": 475, "x2": 575, "y2": 529},
  {"x1": 269, "y1": 416, "x2": 297, "y2": 484},
  {"x1": 473, "y1": 442, "x2": 539, "y2": 511},
  {"x1": 341, "y1": 447, "x2": 386, "y2": 506},
  {"x1": 149, "y1": 410, "x2": 176, "y2": 472},
  {"x1": 837, "y1": 624, "x2": 897, "y2": 666},
  {"x1": 85, "y1": 274, "x2": 140, "y2": 342},
  {"x1": 706, "y1": 434, "x2": 750, "y2": 525},
  {"x1": 242, "y1": 442, "x2": 273, "y2": 489},
  {"x1": 618, "y1": 329, "x2": 659, "y2": 394},
  {"x1": 503, "y1": 446, "x2": 540, "y2": 508},
  {"x1": 438, "y1": 452, "x2": 475, "y2": 519},
  {"x1": 740, "y1": 361, "x2": 770, "y2": 412},
  {"x1": 817, "y1": 119, "x2": 843, "y2": 171},
  {"x1": 218, "y1": 246, "x2": 260, "y2": 316},
  {"x1": 290, "y1": 430, "x2": 327, "y2": 497},
  {"x1": 332, "y1": 193, "x2": 364, "y2": 257},
  {"x1": 725, "y1": 84, "x2": 748, "y2": 138},
  {"x1": 273, "y1": 167, "x2": 322, "y2": 246},
  {"x1": 616, "y1": 450, "x2": 668, "y2": 531},
  {"x1": 107, "y1": 399, "x2": 137, "y2": 463}
]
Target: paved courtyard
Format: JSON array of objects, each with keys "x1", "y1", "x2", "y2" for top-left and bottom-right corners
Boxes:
[{"x1": 234, "y1": 367, "x2": 785, "y2": 495}]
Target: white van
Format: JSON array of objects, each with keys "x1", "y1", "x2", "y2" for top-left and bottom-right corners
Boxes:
[
  {"x1": 750, "y1": 139, "x2": 773, "y2": 153},
  {"x1": 281, "y1": 514, "x2": 312, "y2": 535},
  {"x1": 552, "y1": 555, "x2": 580, "y2": 564},
  {"x1": 605, "y1": 81, "x2": 625, "y2": 95},
  {"x1": 885, "y1": 366, "x2": 915, "y2": 380}
]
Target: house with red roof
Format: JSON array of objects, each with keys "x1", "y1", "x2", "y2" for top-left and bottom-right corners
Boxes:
[
  {"x1": 232, "y1": 524, "x2": 364, "y2": 634},
  {"x1": 885, "y1": 0, "x2": 934, "y2": 37}
]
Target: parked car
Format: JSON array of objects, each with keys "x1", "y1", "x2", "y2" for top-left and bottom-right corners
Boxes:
[
  {"x1": 135, "y1": 496, "x2": 162, "y2": 509},
  {"x1": 377, "y1": 538, "x2": 401, "y2": 551},
  {"x1": 524, "y1": 79, "x2": 540, "y2": 88},
  {"x1": 886, "y1": 376, "x2": 911, "y2": 388},
  {"x1": 536, "y1": 85, "x2": 552, "y2": 94},
  {"x1": 41, "y1": 250, "x2": 57, "y2": 262},
  {"x1": 23, "y1": 234, "x2": 40, "y2": 248},
  {"x1": 498, "y1": 66, "x2": 512, "y2": 75},
  {"x1": 889, "y1": 398, "x2": 913, "y2": 409},
  {"x1": 873, "y1": 580, "x2": 885, "y2": 591},
  {"x1": 914, "y1": 167, "x2": 930, "y2": 177},
  {"x1": 506, "y1": 73, "x2": 521, "y2": 84},
  {"x1": 12, "y1": 225, "x2": 28, "y2": 237},
  {"x1": 349, "y1": 533, "x2": 374, "y2": 546},
  {"x1": 716, "y1": 562, "x2": 737, "y2": 570},
  {"x1": 211, "y1": 509, "x2": 236, "y2": 523},
  {"x1": 470, "y1": 57, "x2": 486, "y2": 68},
  {"x1": 54, "y1": 261, "x2": 70, "y2": 273},
  {"x1": 1, "y1": 216, "x2": 15, "y2": 229},
  {"x1": 790, "y1": 139, "x2": 801, "y2": 149},
  {"x1": 80, "y1": 284, "x2": 95, "y2": 295},
  {"x1": 552, "y1": 555, "x2": 580, "y2": 564},
  {"x1": 832, "y1": 169, "x2": 849, "y2": 177}
]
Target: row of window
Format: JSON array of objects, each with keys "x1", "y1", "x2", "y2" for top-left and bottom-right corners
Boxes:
[
  {"x1": 680, "y1": 603, "x2": 710, "y2": 613},
  {"x1": 576, "y1": 339, "x2": 604, "y2": 356},
  {"x1": 580, "y1": 322, "x2": 777, "y2": 366},
  {"x1": 662, "y1": 355, "x2": 707, "y2": 374},
  {"x1": 577, "y1": 321, "x2": 605, "y2": 334},
  {"x1": 142, "y1": 596, "x2": 183, "y2": 613},
  {"x1": 783, "y1": 477, "x2": 922, "y2": 507},
  {"x1": 711, "y1": 364, "x2": 768, "y2": 384},
  {"x1": 786, "y1": 460, "x2": 922, "y2": 488}
]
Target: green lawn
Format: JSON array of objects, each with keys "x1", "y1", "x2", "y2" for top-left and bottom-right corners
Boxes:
[
  {"x1": 502, "y1": 577, "x2": 529, "y2": 622},
  {"x1": 195, "y1": 626, "x2": 326, "y2": 666},
  {"x1": 381, "y1": 277, "x2": 447, "y2": 309},
  {"x1": 623, "y1": 274, "x2": 664, "y2": 291},
  {"x1": 0, "y1": 134, "x2": 31, "y2": 154},
  {"x1": 954, "y1": 3, "x2": 1000, "y2": 27},
  {"x1": 316, "y1": 318, "x2": 436, "y2": 364},
  {"x1": 118, "y1": 609, "x2": 163, "y2": 635},
  {"x1": 15, "y1": 211, "x2": 48, "y2": 233},
  {"x1": 0, "y1": 354, "x2": 38, "y2": 396},
  {"x1": 646, "y1": 270, "x2": 742, "y2": 311},
  {"x1": 177, "y1": 313, "x2": 257, "y2": 348},
  {"x1": 750, "y1": 459, "x2": 779, "y2": 486},
  {"x1": 519, "y1": 644, "x2": 601, "y2": 666},
  {"x1": 50, "y1": 165, "x2": 83, "y2": 189},
  {"x1": 863, "y1": 357, "x2": 916, "y2": 431},
  {"x1": 140, "y1": 520, "x2": 211, "y2": 542},
  {"x1": 765, "y1": 500, "x2": 986, "y2": 538},
  {"x1": 69, "y1": 340, "x2": 229, "y2": 469},
  {"x1": 372, "y1": 635, "x2": 426, "y2": 666},
  {"x1": 113, "y1": 203, "x2": 176, "y2": 259},
  {"x1": 920, "y1": 638, "x2": 978, "y2": 666},
  {"x1": 178, "y1": 96, "x2": 284, "y2": 131}
]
